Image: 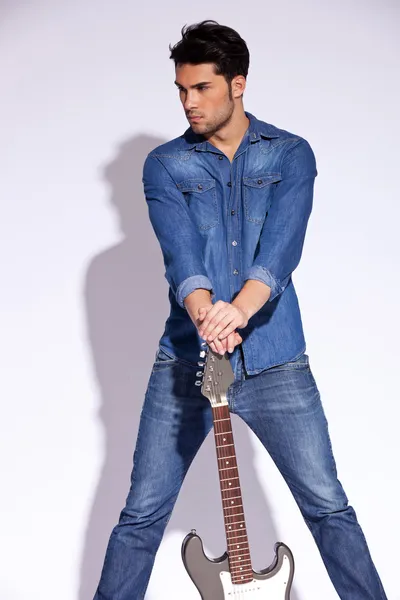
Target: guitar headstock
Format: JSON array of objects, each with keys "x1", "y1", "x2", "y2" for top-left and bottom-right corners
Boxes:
[{"x1": 195, "y1": 344, "x2": 235, "y2": 407}]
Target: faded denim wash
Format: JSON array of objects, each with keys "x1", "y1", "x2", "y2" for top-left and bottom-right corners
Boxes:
[{"x1": 143, "y1": 111, "x2": 317, "y2": 374}]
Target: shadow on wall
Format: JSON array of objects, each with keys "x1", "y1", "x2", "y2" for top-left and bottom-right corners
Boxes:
[{"x1": 78, "y1": 134, "x2": 301, "y2": 600}]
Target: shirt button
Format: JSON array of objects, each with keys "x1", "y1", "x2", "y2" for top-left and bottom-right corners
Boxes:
[
  {"x1": 231, "y1": 210, "x2": 235, "y2": 215},
  {"x1": 197, "y1": 184, "x2": 203, "y2": 190},
  {"x1": 233, "y1": 269, "x2": 239, "y2": 275},
  {"x1": 232, "y1": 240, "x2": 238, "y2": 246},
  {"x1": 218, "y1": 155, "x2": 224, "y2": 160},
  {"x1": 257, "y1": 179, "x2": 263, "y2": 185},
  {"x1": 227, "y1": 182, "x2": 232, "y2": 187}
]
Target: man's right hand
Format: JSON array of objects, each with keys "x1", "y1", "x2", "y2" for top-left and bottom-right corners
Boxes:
[
  {"x1": 184, "y1": 289, "x2": 243, "y2": 355},
  {"x1": 197, "y1": 306, "x2": 242, "y2": 355}
]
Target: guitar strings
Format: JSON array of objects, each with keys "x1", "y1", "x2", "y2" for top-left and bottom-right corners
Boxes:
[{"x1": 208, "y1": 349, "x2": 250, "y2": 599}]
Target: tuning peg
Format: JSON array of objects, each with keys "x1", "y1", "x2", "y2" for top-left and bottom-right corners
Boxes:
[
  {"x1": 199, "y1": 350, "x2": 206, "y2": 359},
  {"x1": 197, "y1": 361, "x2": 205, "y2": 367},
  {"x1": 196, "y1": 371, "x2": 203, "y2": 377},
  {"x1": 195, "y1": 380, "x2": 202, "y2": 386},
  {"x1": 200, "y1": 341, "x2": 208, "y2": 348}
]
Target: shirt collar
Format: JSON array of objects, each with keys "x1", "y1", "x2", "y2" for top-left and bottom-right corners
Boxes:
[{"x1": 182, "y1": 111, "x2": 279, "y2": 151}]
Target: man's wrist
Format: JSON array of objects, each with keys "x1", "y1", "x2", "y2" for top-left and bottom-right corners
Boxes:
[
  {"x1": 184, "y1": 289, "x2": 213, "y2": 324},
  {"x1": 232, "y1": 298, "x2": 253, "y2": 321},
  {"x1": 232, "y1": 280, "x2": 272, "y2": 321}
]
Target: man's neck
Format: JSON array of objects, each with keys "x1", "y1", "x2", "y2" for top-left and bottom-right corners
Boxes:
[{"x1": 206, "y1": 109, "x2": 250, "y2": 160}]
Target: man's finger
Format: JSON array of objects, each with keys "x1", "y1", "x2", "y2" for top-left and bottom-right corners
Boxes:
[
  {"x1": 216, "y1": 320, "x2": 239, "y2": 342},
  {"x1": 227, "y1": 332, "x2": 236, "y2": 353},
  {"x1": 205, "y1": 314, "x2": 235, "y2": 342},
  {"x1": 198, "y1": 305, "x2": 227, "y2": 337}
]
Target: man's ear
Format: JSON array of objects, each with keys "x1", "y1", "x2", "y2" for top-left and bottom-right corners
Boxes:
[{"x1": 232, "y1": 75, "x2": 247, "y2": 99}]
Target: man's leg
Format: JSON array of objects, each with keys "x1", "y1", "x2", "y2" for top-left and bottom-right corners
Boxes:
[
  {"x1": 94, "y1": 351, "x2": 212, "y2": 600},
  {"x1": 233, "y1": 352, "x2": 387, "y2": 600}
]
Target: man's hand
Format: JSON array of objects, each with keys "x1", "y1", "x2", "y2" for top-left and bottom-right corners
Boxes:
[
  {"x1": 184, "y1": 290, "x2": 243, "y2": 355},
  {"x1": 198, "y1": 305, "x2": 243, "y2": 354},
  {"x1": 198, "y1": 300, "x2": 249, "y2": 352}
]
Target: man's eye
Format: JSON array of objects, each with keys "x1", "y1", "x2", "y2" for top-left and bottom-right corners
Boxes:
[{"x1": 198, "y1": 86, "x2": 209, "y2": 91}]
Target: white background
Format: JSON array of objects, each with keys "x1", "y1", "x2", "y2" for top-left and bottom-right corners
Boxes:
[{"x1": 1, "y1": 1, "x2": 399, "y2": 599}]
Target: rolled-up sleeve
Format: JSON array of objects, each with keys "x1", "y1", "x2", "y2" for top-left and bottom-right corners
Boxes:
[
  {"x1": 245, "y1": 138, "x2": 317, "y2": 301},
  {"x1": 143, "y1": 154, "x2": 213, "y2": 308}
]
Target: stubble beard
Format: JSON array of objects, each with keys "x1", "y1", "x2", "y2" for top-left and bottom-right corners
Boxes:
[{"x1": 191, "y1": 99, "x2": 235, "y2": 137}]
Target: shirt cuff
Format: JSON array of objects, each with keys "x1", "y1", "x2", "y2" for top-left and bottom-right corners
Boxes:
[
  {"x1": 176, "y1": 275, "x2": 214, "y2": 308},
  {"x1": 244, "y1": 265, "x2": 283, "y2": 302}
]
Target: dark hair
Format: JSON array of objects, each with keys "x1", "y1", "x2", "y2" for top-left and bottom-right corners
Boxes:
[{"x1": 169, "y1": 20, "x2": 250, "y2": 83}]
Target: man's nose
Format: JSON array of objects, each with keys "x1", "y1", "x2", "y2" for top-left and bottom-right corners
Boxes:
[{"x1": 183, "y1": 92, "x2": 197, "y2": 111}]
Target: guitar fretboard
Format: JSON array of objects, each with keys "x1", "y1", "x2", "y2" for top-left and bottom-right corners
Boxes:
[{"x1": 212, "y1": 404, "x2": 253, "y2": 585}]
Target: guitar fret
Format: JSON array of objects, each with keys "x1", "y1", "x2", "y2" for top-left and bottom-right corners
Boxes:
[
  {"x1": 215, "y1": 431, "x2": 232, "y2": 436},
  {"x1": 226, "y1": 518, "x2": 245, "y2": 524},
  {"x1": 214, "y1": 417, "x2": 231, "y2": 422},
  {"x1": 220, "y1": 476, "x2": 239, "y2": 482},
  {"x1": 223, "y1": 510, "x2": 244, "y2": 517},
  {"x1": 216, "y1": 443, "x2": 234, "y2": 448},
  {"x1": 230, "y1": 567, "x2": 252, "y2": 573},
  {"x1": 227, "y1": 533, "x2": 248, "y2": 540},
  {"x1": 230, "y1": 559, "x2": 252, "y2": 566},
  {"x1": 217, "y1": 455, "x2": 236, "y2": 460},
  {"x1": 222, "y1": 486, "x2": 240, "y2": 492},
  {"x1": 222, "y1": 495, "x2": 242, "y2": 502},
  {"x1": 228, "y1": 547, "x2": 250, "y2": 554},
  {"x1": 219, "y1": 466, "x2": 239, "y2": 471},
  {"x1": 230, "y1": 556, "x2": 251, "y2": 563}
]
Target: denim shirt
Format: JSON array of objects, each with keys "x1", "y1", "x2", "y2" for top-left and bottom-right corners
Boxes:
[{"x1": 142, "y1": 112, "x2": 317, "y2": 375}]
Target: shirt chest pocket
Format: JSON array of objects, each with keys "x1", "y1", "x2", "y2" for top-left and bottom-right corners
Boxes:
[
  {"x1": 242, "y1": 173, "x2": 281, "y2": 224},
  {"x1": 177, "y1": 179, "x2": 219, "y2": 231}
]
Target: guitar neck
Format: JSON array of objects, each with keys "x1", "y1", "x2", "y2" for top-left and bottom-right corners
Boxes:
[{"x1": 212, "y1": 404, "x2": 253, "y2": 584}]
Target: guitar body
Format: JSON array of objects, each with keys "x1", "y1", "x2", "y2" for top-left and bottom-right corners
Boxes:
[{"x1": 182, "y1": 531, "x2": 294, "y2": 600}]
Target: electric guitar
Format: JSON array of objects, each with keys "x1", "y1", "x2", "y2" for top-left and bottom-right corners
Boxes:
[{"x1": 181, "y1": 345, "x2": 295, "y2": 599}]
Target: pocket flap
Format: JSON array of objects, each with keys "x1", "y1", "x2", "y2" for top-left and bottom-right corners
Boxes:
[
  {"x1": 177, "y1": 179, "x2": 216, "y2": 193},
  {"x1": 243, "y1": 173, "x2": 281, "y2": 188}
]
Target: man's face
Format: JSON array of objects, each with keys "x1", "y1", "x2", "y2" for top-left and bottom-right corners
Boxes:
[{"x1": 175, "y1": 63, "x2": 235, "y2": 136}]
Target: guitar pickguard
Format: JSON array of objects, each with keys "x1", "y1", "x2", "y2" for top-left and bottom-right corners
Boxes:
[{"x1": 220, "y1": 553, "x2": 291, "y2": 598}]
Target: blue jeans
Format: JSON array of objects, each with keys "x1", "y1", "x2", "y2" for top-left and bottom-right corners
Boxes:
[{"x1": 93, "y1": 348, "x2": 387, "y2": 599}]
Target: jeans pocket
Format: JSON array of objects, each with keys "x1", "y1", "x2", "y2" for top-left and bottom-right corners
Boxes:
[
  {"x1": 269, "y1": 352, "x2": 310, "y2": 372},
  {"x1": 154, "y1": 346, "x2": 177, "y2": 364}
]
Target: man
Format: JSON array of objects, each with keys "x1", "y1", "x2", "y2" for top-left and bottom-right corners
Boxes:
[{"x1": 94, "y1": 20, "x2": 387, "y2": 599}]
